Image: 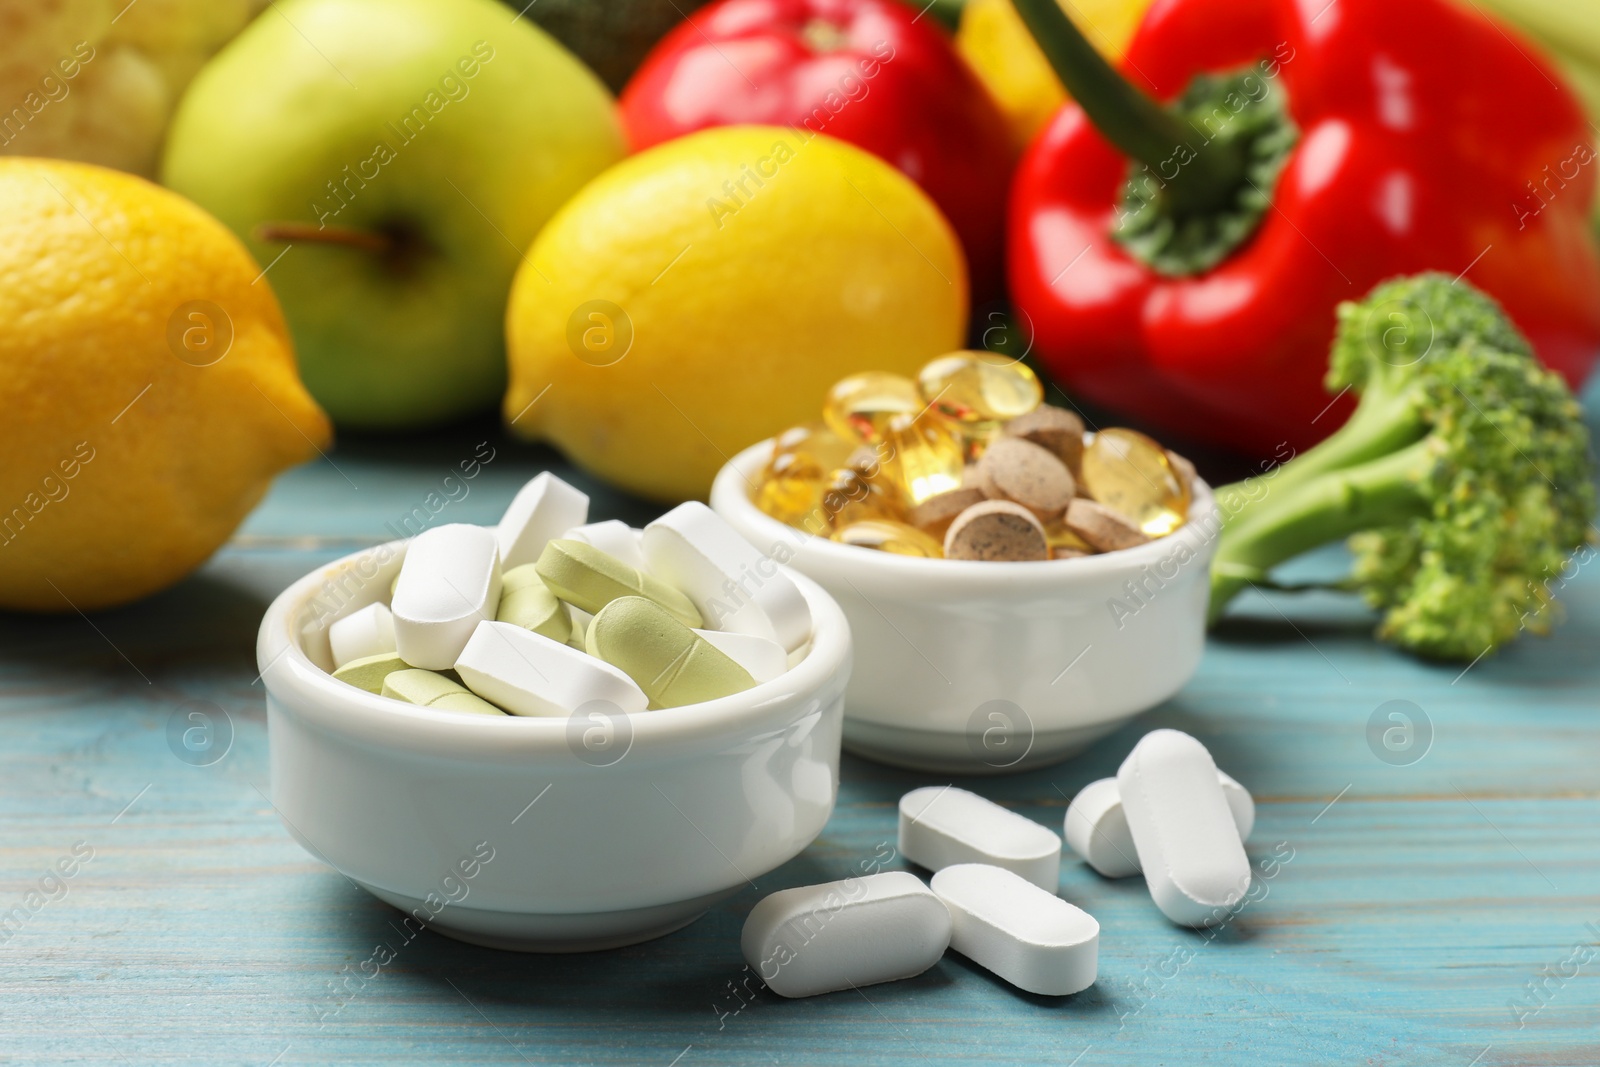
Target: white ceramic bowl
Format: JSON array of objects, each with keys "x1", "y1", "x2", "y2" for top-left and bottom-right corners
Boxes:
[
  {"x1": 711, "y1": 441, "x2": 1219, "y2": 774},
  {"x1": 257, "y1": 539, "x2": 850, "y2": 952}
]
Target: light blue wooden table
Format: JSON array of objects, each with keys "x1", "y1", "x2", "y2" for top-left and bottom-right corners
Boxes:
[{"x1": 3, "y1": 397, "x2": 1598, "y2": 1066}]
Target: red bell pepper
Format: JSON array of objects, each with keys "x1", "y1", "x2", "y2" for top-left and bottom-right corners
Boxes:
[
  {"x1": 619, "y1": 0, "x2": 1014, "y2": 297},
  {"x1": 1008, "y1": 0, "x2": 1600, "y2": 456}
]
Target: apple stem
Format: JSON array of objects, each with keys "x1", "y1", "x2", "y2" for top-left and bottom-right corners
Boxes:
[
  {"x1": 801, "y1": 18, "x2": 851, "y2": 52},
  {"x1": 255, "y1": 222, "x2": 393, "y2": 254}
]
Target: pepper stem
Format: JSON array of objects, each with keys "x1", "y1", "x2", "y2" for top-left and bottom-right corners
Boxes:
[
  {"x1": 1013, "y1": 0, "x2": 1299, "y2": 275},
  {"x1": 1009, "y1": 0, "x2": 1246, "y2": 215}
]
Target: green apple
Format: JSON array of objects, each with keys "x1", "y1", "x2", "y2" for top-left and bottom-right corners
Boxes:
[{"x1": 162, "y1": 0, "x2": 625, "y2": 428}]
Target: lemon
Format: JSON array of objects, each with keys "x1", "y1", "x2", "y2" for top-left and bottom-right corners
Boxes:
[
  {"x1": 0, "y1": 159, "x2": 329, "y2": 611},
  {"x1": 957, "y1": 0, "x2": 1149, "y2": 153},
  {"x1": 504, "y1": 126, "x2": 968, "y2": 503}
]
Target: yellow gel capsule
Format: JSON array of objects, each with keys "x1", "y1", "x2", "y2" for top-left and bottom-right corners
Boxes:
[
  {"x1": 917, "y1": 352, "x2": 1043, "y2": 424},
  {"x1": 882, "y1": 412, "x2": 965, "y2": 505},
  {"x1": 1080, "y1": 428, "x2": 1191, "y2": 536},
  {"x1": 830, "y1": 520, "x2": 945, "y2": 558},
  {"x1": 818, "y1": 466, "x2": 903, "y2": 532},
  {"x1": 823, "y1": 372, "x2": 922, "y2": 445},
  {"x1": 1042, "y1": 518, "x2": 1095, "y2": 558},
  {"x1": 754, "y1": 423, "x2": 853, "y2": 527},
  {"x1": 768, "y1": 422, "x2": 853, "y2": 473},
  {"x1": 755, "y1": 466, "x2": 826, "y2": 527}
]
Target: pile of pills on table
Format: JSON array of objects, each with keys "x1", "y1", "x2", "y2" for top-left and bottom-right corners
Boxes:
[
  {"x1": 1066, "y1": 729, "x2": 1255, "y2": 927},
  {"x1": 751, "y1": 351, "x2": 1196, "y2": 560},
  {"x1": 322, "y1": 473, "x2": 812, "y2": 718},
  {"x1": 741, "y1": 785, "x2": 1098, "y2": 998},
  {"x1": 740, "y1": 734, "x2": 1257, "y2": 999}
]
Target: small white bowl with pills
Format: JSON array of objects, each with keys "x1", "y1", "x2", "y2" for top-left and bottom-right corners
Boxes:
[
  {"x1": 711, "y1": 440, "x2": 1220, "y2": 774},
  {"x1": 257, "y1": 476, "x2": 851, "y2": 952}
]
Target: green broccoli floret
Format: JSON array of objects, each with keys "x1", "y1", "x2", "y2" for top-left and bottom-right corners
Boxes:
[{"x1": 1208, "y1": 272, "x2": 1596, "y2": 660}]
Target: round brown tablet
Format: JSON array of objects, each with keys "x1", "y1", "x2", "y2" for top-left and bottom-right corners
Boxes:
[
  {"x1": 908, "y1": 487, "x2": 988, "y2": 538},
  {"x1": 1004, "y1": 405, "x2": 1086, "y2": 475},
  {"x1": 1165, "y1": 449, "x2": 1198, "y2": 491},
  {"x1": 1064, "y1": 498, "x2": 1150, "y2": 552},
  {"x1": 943, "y1": 500, "x2": 1050, "y2": 561},
  {"x1": 975, "y1": 437, "x2": 1076, "y2": 520}
]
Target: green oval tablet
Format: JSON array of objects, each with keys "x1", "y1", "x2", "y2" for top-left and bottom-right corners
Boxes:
[
  {"x1": 381, "y1": 668, "x2": 506, "y2": 716},
  {"x1": 382, "y1": 668, "x2": 470, "y2": 706},
  {"x1": 430, "y1": 691, "x2": 508, "y2": 716},
  {"x1": 332, "y1": 651, "x2": 411, "y2": 694},
  {"x1": 496, "y1": 566, "x2": 571, "y2": 642},
  {"x1": 536, "y1": 539, "x2": 703, "y2": 628},
  {"x1": 587, "y1": 596, "x2": 754, "y2": 709},
  {"x1": 501, "y1": 563, "x2": 547, "y2": 594},
  {"x1": 565, "y1": 605, "x2": 594, "y2": 650}
]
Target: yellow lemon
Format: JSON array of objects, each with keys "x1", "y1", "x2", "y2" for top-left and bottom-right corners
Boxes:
[
  {"x1": 505, "y1": 126, "x2": 968, "y2": 503},
  {"x1": 958, "y1": 0, "x2": 1150, "y2": 153},
  {"x1": 0, "y1": 159, "x2": 329, "y2": 611}
]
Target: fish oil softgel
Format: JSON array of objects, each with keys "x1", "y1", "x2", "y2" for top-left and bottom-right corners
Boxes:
[
  {"x1": 1080, "y1": 427, "x2": 1191, "y2": 536},
  {"x1": 917, "y1": 352, "x2": 1043, "y2": 424},
  {"x1": 752, "y1": 352, "x2": 1198, "y2": 560},
  {"x1": 830, "y1": 519, "x2": 946, "y2": 558},
  {"x1": 1041, "y1": 518, "x2": 1094, "y2": 560},
  {"x1": 823, "y1": 372, "x2": 923, "y2": 445},
  {"x1": 754, "y1": 423, "x2": 854, "y2": 527},
  {"x1": 882, "y1": 412, "x2": 965, "y2": 505},
  {"x1": 917, "y1": 352, "x2": 1044, "y2": 456},
  {"x1": 819, "y1": 465, "x2": 903, "y2": 531}
]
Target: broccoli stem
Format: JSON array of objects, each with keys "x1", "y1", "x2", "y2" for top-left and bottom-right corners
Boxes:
[
  {"x1": 1208, "y1": 439, "x2": 1435, "y2": 622},
  {"x1": 1216, "y1": 381, "x2": 1427, "y2": 524}
]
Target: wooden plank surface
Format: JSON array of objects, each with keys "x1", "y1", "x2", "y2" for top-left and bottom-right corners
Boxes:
[{"x1": 2, "y1": 411, "x2": 1598, "y2": 1066}]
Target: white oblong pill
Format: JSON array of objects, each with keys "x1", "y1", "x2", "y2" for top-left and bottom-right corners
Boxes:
[
  {"x1": 392, "y1": 524, "x2": 502, "y2": 670},
  {"x1": 1063, "y1": 778, "x2": 1139, "y2": 879},
  {"x1": 454, "y1": 620, "x2": 647, "y2": 718},
  {"x1": 328, "y1": 602, "x2": 396, "y2": 669},
  {"x1": 741, "y1": 871, "x2": 950, "y2": 999},
  {"x1": 1065, "y1": 773, "x2": 1254, "y2": 878},
  {"x1": 497, "y1": 473, "x2": 589, "y2": 569},
  {"x1": 562, "y1": 520, "x2": 646, "y2": 572},
  {"x1": 693, "y1": 628, "x2": 787, "y2": 684},
  {"x1": 931, "y1": 864, "x2": 1099, "y2": 997},
  {"x1": 898, "y1": 786, "x2": 1061, "y2": 891},
  {"x1": 643, "y1": 501, "x2": 811, "y2": 650},
  {"x1": 1223, "y1": 772, "x2": 1256, "y2": 841},
  {"x1": 1118, "y1": 729, "x2": 1252, "y2": 927}
]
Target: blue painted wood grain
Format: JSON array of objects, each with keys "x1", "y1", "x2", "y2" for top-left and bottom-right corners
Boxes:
[{"x1": 2, "y1": 418, "x2": 1597, "y2": 1066}]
